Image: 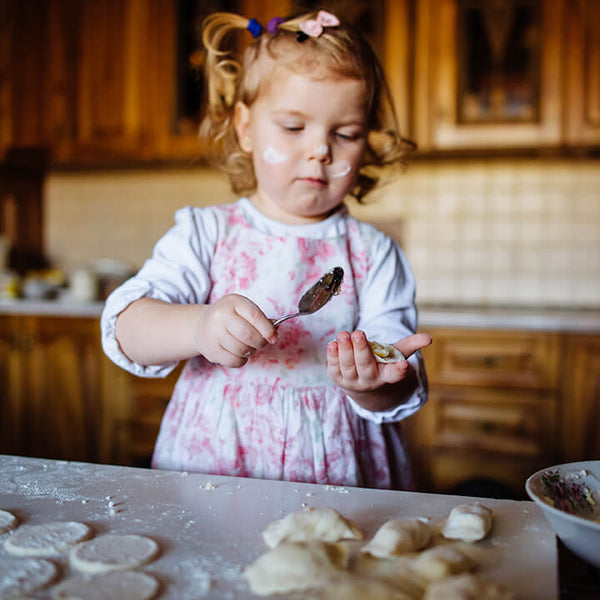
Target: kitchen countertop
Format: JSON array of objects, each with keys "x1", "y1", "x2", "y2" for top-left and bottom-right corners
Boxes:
[
  {"x1": 1, "y1": 298, "x2": 600, "y2": 332},
  {"x1": 0, "y1": 298, "x2": 105, "y2": 318},
  {"x1": 0, "y1": 455, "x2": 558, "y2": 599},
  {"x1": 418, "y1": 304, "x2": 600, "y2": 332}
]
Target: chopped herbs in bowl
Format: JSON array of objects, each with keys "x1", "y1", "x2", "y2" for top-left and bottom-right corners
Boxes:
[
  {"x1": 526, "y1": 461, "x2": 600, "y2": 569},
  {"x1": 540, "y1": 469, "x2": 597, "y2": 515}
]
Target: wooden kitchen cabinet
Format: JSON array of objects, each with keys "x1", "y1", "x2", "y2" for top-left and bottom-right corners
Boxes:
[
  {"x1": 114, "y1": 367, "x2": 181, "y2": 468},
  {"x1": 561, "y1": 334, "x2": 600, "y2": 462},
  {"x1": 405, "y1": 328, "x2": 562, "y2": 497},
  {"x1": 0, "y1": 314, "x2": 26, "y2": 455},
  {"x1": 563, "y1": 0, "x2": 600, "y2": 146},
  {"x1": 410, "y1": 0, "x2": 564, "y2": 151},
  {"x1": 0, "y1": 313, "x2": 122, "y2": 464},
  {"x1": 2, "y1": 0, "x2": 599, "y2": 163}
]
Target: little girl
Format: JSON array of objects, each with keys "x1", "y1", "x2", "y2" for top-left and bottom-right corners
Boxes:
[{"x1": 101, "y1": 10, "x2": 432, "y2": 490}]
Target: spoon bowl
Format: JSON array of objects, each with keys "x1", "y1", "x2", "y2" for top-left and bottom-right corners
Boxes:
[{"x1": 272, "y1": 267, "x2": 344, "y2": 327}]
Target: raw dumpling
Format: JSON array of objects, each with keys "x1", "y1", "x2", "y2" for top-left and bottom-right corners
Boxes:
[
  {"x1": 4, "y1": 521, "x2": 93, "y2": 556},
  {"x1": 52, "y1": 570, "x2": 159, "y2": 600},
  {"x1": 314, "y1": 574, "x2": 417, "y2": 600},
  {"x1": 262, "y1": 507, "x2": 363, "y2": 549},
  {"x1": 361, "y1": 518, "x2": 432, "y2": 558},
  {"x1": 442, "y1": 503, "x2": 493, "y2": 542},
  {"x1": 423, "y1": 573, "x2": 515, "y2": 600},
  {"x1": 410, "y1": 545, "x2": 477, "y2": 581},
  {"x1": 70, "y1": 534, "x2": 159, "y2": 573},
  {"x1": 0, "y1": 509, "x2": 18, "y2": 534},
  {"x1": 368, "y1": 341, "x2": 405, "y2": 363},
  {"x1": 0, "y1": 557, "x2": 58, "y2": 597},
  {"x1": 244, "y1": 541, "x2": 348, "y2": 596}
]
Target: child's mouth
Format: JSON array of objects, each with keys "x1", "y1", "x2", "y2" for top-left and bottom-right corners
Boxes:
[{"x1": 300, "y1": 177, "x2": 327, "y2": 186}]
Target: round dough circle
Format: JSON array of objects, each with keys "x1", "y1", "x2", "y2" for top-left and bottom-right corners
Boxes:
[
  {"x1": 52, "y1": 570, "x2": 159, "y2": 600},
  {"x1": 0, "y1": 557, "x2": 58, "y2": 596},
  {"x1": 4, "y1": 521, "x2": 93, "y2": 556},
  {"x1": 70, "y1": 534, "x2": 159, "y2": 573},
  {"x1": 0, "y1": 508, "x2": 19, "y2": 534}
]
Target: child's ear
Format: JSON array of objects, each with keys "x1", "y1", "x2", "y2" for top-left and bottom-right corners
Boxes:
[{"x1": 234, "y1": 102, "x2": 253, "y2": 153}]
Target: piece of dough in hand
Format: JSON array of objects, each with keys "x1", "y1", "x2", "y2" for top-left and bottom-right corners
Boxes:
[
  {"x1": 423, "y1": 573, "x2": 516, "y2": 600},
  {"x1": 0, "y1": 509, "x2": 18, "y2": 534},
  {"x1": 4, "y1": 521, "x2": 93, "y2": 556},
  {"x1": 244, "y1": 541, "x2": 348, "y2": 596},
  {"x1": 442, "y1": 503, "x2": 493, "y2": 542},
  {"x1": 410, "y1": 546, "x2": 477, "y2": 581},
  {"x1": 361, "y1": 518, "x2": 432, "y2": 558},
  {"x1": 368, "y1": 341, "x2": 405, "y2": 363},
  {"x1": 70, "y1": 534, "x2": 159, "y2": 573},
  {"x1": 262, "y1": 507, "x2": 363, "y2": 549}
]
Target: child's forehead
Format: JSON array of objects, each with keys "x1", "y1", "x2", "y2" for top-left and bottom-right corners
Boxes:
[{"x1": 257, "y1": 63, "x2": 367, "y2": 104}]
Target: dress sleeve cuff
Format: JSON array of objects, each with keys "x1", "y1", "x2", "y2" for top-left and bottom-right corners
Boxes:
[
  {"x1": 345, "y1": 354, "x2": 428, "y2": 424},
  {"x1": 100, "y1": 286, "x2": 179, "y2": 378}
]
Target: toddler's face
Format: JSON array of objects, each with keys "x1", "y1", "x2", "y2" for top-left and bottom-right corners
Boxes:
[{"x1": 235, "y1": 68, "x2": 368, "y2": 224}]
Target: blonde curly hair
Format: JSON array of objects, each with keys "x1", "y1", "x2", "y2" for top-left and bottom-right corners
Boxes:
[{"x1": 199, "y1": 11, "x2": 415, "y2": 203}]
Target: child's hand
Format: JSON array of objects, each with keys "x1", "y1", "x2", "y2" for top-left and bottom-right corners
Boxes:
[
  {"x1": 327, "y1": 330, "x2": 432, "y2": 408},
  {"x1": 195, "y1": 294, "x2": 277, "y2": 367}
]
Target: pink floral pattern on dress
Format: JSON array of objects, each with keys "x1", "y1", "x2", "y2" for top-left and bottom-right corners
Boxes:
[{"x1": 151, "y1": 203, "x2": 398, "y2": 488}]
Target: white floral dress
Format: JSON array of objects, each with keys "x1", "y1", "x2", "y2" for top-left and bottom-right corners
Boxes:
[{"x1": 101, "y1": 198, "x2": 427, "y2": 489}]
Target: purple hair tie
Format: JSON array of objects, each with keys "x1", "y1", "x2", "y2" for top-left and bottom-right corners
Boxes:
[
  {"x1": 246, "y1": 18, "x2": 263, "y2": 38},
  {"x1": 266, "y1": 17, "x2": 284, "y2": 35}
]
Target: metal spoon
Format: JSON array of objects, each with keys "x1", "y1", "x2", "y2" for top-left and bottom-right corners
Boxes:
[{"x1": 272, "y1": 267, "x2": 344, "y2": 327}]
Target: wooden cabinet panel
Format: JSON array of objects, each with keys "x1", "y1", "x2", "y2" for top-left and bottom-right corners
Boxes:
[
  {"x1": 423, "y1": 387, "x2": 558, "y2": 457},
  {"x1": 25, "y1": 317, "x2": 104, "y2": 461},
  {"x1": 564, "y1": 0, "x2": 600, "y2": 145},
  {"x1": 0, "y1": 315, "x2": 26, "y2": 454},
  {"x1": 408, "y1": 327, "x2": 562, "y2": 495},
  {"x1": 115, "y1": 367, "x2": 181, "y2": 467},
  {"x1": 0, "y1": 314, "x2": 121, "y2": 464},
  {"x1": 412, "y1": 0, "x2": 564, "y2": 151},
  {"x1": 425, "y1": 450, "x2": 552, "y2": 496},
  {"x1": 425, "y1": 329, "x2": 561, "y2": 389},
  {"x1": 561, "y1": 334, "x2": 600, "y2": 461}
]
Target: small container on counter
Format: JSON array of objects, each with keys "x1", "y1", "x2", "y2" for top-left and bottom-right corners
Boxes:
[{"x1": 69, "y1": 268, "x2": 99, "y2": 303}]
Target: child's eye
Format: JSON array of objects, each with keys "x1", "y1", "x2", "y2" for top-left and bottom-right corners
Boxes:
[
  {"x1": 335, "y1": 131, "x2": 362, "y2": 141},
  {"x1": 281, "y1": 125, "x2": 303, "y2": 133}
]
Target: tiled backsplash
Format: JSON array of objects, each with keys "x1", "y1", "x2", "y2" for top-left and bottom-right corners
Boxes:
[{"x1": 46, "y1": 159, "x2": 600, "y2": 308}]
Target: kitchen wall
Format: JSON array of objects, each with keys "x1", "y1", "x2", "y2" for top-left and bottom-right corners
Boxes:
[{"x1": 45, "y1": 158, "x2": 600, "y2": 308}]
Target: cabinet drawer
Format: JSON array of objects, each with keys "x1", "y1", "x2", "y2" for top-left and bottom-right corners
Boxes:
[
  {"x1": 423, "y1": 330, "x2": 561, "y2": 389},
  {"x1": 426, "y1": 450, "x2": 555, "y2": 497},
  {"x1": 424, "y1": 387, "x2": 558, "y2": 457}
]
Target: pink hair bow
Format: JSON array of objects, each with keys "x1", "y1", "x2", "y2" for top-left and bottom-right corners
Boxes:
[{"x1": 299, "y1": 10, "x2": 340, "y2": 38}]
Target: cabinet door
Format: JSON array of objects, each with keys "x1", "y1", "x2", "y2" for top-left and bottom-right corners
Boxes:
[
  {"x1": 413, "y1": 0, "x2": 563, "y2": 151},
  {"x1": 49, "y1": 0, "x2": 153, "y2": 163},
  {"x1": 25, "y1": 317, "x2": 105, "y2": 462},
  {"x1": 564, "y1": 0, "x2": 600, "y2": 146},
  {"x1": 562, "y1": 334, "x2": 600, "y2": 461},
  {"x1": 0, "y1": 315, "x2": 26, "y2": 454},
  {"x1": 0, "y1": 1, "x2": 53, "y2": 155}
]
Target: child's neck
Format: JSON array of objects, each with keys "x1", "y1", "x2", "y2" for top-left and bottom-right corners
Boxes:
[{"x1": 249, "y1": 194, "x2": 341, "y2": 226}]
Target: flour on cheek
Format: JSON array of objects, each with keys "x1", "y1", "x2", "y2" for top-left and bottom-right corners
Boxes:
[
  {"x1": 328, "y1": 160, "x2": 352, "y2": 179},
  {"x1": 263, "y1": 145, "x2": 289, "y2": 164}
]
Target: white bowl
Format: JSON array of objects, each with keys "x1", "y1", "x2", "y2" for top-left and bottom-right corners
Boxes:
[{"x1": 526, "y1": 461, "x2": 600, "y2": 568}]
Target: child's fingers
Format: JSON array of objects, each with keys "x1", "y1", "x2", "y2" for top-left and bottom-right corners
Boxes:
[
  {"x1": 379, "y1": 359, "x2": 411, "y2": 385},
  {"x1": 327, "y1": 340, "x2": 342, "y2": 380},
  {"x1": 335, "y1": 331, "x2": 358, "y2": 381},
  {"x1": 395, "y1": 333, "x2": 432, "y2": 358},
  {"x1": 232, "y1": 295, "x2": 278, "y2": 344},
  {"x1": 350, "y1": 331, "x2": 379, "y2": 381}
]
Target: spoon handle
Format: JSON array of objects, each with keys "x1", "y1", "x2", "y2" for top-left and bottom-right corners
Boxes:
[{"x1": 271, "y1": 313, "x2": 301, "y2": 328}]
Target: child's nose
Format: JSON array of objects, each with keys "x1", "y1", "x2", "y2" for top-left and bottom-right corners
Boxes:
[{"x1": 308, "y1": 142, "x2": 331, "y2": 163}]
